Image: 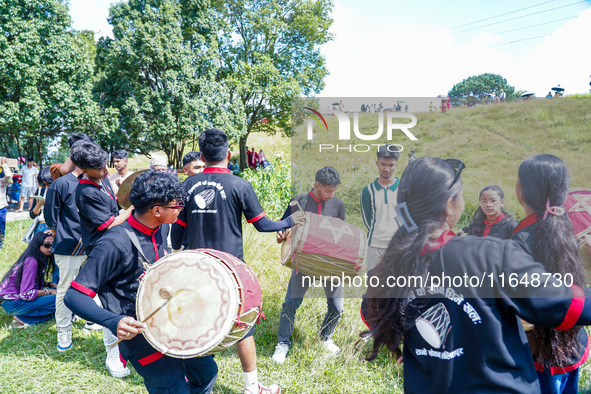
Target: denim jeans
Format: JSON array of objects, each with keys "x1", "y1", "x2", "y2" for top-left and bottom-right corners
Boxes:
[
  {"x1": 2, "y1": 294, "x2": 56, "y2": 325},
  {"x1": 277, "y1": 269, "x2": 344, "y2": 346},
  {"x1": 537, "y1": 368, "x2": 578, "y2": 394}
]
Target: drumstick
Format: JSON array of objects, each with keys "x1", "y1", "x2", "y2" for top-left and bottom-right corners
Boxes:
[
  {"x1": 110, "y1": 290, "x2": 174, "y2": 348},
  {"x1": 290, "y1": 200, "x2": 303, "y2": 212}
]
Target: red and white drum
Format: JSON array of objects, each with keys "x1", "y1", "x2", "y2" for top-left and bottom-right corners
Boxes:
[
  {"x1": 564, "y1": 188, "x2": 591, "y2": 282},
  {"x1": 136, "y1": 249, "x2": 263, "y2": 358},
  {"x1": 281, "y1": 212, "x2": 367, "y2": 277}
]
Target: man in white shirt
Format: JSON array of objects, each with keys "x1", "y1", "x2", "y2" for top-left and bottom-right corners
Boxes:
[
  {"x1": 18, "y1": 158, "x2": 39, "y2": 212},
  {"x1": 107, "y1": 150, "x2": 131, "y2": 196}
]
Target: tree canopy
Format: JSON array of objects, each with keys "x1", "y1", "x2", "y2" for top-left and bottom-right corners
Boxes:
[
  {"x1": 448, "y1": 73, "x2": 515, "y2": 99},
  {"x1": 95, "y1": 0, "x2": 246, "y2": 167},
  {"x1": 216, "y1": 0, "x2": 334, "y2": 169},
  {"x1": 0, "y1": 0, "x2": 99, "y2": 164}
]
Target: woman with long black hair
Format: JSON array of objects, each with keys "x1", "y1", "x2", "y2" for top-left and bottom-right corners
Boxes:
[
  {"x1": 512, "y1": 154, "x2": 587, "y2": 394},
  {"x1": 364, "y1": 156, "x2": 591, "y2": 393},
  {"x1": 0, "y1": 231, "x2": 57, "y2": 328}
]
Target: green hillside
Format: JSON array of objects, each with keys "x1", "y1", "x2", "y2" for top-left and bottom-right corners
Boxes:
[{"x1": 292, "y1": 97, "x2": 591, "y2": 229}]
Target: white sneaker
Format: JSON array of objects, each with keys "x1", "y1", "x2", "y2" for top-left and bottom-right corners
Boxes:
[
  {"x1": 57, "y1": 331, "x2": 72, "y2": 352},
  {"x1": 321, "y1": 338, "x2": 340, "y2": 354},
  {"x1": 105, "y1": 344, "x2": 131, "y2": 378},
  {"x1": 271, "y1": 342, "x2": 289, "y2": 364},
  {"x1": 245, "y1": 383, "x2": 281, "y2": 394},
  {"x1": 83, "y1": 321, "x2": 103, "y2": 334}
]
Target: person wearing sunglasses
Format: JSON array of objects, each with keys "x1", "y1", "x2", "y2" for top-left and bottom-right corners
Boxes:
[
  {"x1": 0, "y1": 231, "x2": 57, "y2": 329},
  {"x1": 65, "y1": 170, "x2": 218, "y2": 394},
  {"x1": 362, "y1": 156, "x2": 591, "y2": 393}
]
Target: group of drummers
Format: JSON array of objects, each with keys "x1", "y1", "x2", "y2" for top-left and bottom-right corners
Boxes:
[{"x1": 3, "y1": 124, "x2": 591, "y2": 394}]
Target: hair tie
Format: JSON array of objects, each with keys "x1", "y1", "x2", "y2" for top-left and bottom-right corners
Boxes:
[
  {"x1": 395, "y1": 202, "x2": 418, "y2": 232},
  {"x1": 543, "y1": 197, "x2": 565, "y2": 220}
]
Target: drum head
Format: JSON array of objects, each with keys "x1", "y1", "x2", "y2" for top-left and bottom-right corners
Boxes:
[{"x1": 137, "y1": 250, "x2": 239, "y2": 358}]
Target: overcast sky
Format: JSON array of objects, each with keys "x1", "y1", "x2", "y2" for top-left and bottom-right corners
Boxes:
[{"x1": 69, "y1": 0, "x2": 591, "y2": 96}]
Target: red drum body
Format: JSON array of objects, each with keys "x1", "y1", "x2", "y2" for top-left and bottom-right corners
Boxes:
[
  {"x1": 136, "y1": 249, "x2": 262, "y2": 358},
  {"x1": 564, "y1": 188, "x2": 591, "y2": 282},
  {"x1": 281, "y1": 212, "x2": 366, "y2": 277}
]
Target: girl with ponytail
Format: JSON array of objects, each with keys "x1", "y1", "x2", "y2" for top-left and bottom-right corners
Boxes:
[
  {"x1": 512, "y1": 154, "x2": 587, "y2": 394},
  {"x1": 364, "y1": 156, "x2": 591, "y2": 393}
]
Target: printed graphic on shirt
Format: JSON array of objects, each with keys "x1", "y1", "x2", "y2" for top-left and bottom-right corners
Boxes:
[
  {"x1": 188, "y1": 181, "x2": 227, "y2": 214},
  {"x1": 411, "y1": 286, "x2": 483, "y2": 361},
  {"x1": 416, "y1": 303, "x2": 451, "y2": 349},
  {"x1": 195, "y1": 189, "x2": 215, "y2": 209}
]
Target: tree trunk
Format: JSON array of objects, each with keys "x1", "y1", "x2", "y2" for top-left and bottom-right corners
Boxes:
[{"x1": 239, "y1": 134, "x2": 249, "y2": 171}]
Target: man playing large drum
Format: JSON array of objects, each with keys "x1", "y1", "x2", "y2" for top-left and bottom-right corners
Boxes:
[
  {"x1": 272, "y1": 166, "x2": 346, "y2": 364},
  {"x1": 171, "y1": 128, "x2": 298, "y2": 394},
  {"x1": 64, "y1": 171, "x2": 218, "y2": 393}
]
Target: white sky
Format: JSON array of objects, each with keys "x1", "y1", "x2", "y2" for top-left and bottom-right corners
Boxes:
[{"x1": 68, "y1": 0, "x2": 591, "y2": 96}]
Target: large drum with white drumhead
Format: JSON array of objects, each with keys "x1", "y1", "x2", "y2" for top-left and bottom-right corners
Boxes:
[
  {"x1": 136, "y1": 249, "x2": 262, "y2": 358},
  {"x1": 280, "y1": 212, "x2": 366, "y2": 277}
]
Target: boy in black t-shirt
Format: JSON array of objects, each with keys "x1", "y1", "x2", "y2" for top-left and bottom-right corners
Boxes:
[
  {"x1": 272, "y1": 167, "x2": 346, "y2": 364},
  {"x1": 70, "y1": 140, "x2": 133, "y2": 378},
  {"x1": 171, "y1": 128, "x2": 297, "y2": 394},
  {"x1": 65, "y1": 171, "x2": 218, "y2": 393}
]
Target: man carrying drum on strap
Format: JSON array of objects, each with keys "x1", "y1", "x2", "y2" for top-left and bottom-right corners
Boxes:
[
  {"x1": 271, "y1": 166, "x2": 346, "y2": 364},
  {"x1": 65, "y1": 170, "x2": 219, "y2": 393},
  {"x1": 171, "y1": 128, "x2": 299, "y2": 394}
]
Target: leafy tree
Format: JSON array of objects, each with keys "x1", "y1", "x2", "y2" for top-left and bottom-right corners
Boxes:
[
  {"x1": 448, "y1": 73, "x2": 515, "y2": 99},
  {"x1": 0, "y1": 0, "x2": 99, "y2": 164},
  {"x1": 216, "y1": 0, "x2": 334, "y2": 170},
  {"x1": 96, "y1": 0, "x2": 245, "y2": 167}
]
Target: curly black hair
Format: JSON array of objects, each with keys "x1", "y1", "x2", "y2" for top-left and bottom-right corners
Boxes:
[
  {"x1": 315, "y1": 166, "x2": 341, "y2": 186},
  {"x1": 129, "y1": 170, "x2": 186, "y2": 214},
  {"x1": 70, "y1": 140, "x2": 108, "y2": 170}
]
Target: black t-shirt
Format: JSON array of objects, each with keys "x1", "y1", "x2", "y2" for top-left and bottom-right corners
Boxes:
[
  {"x1": 280, "y1": 190, "x2": 346, "y2": 220},
  {"x1": 75, "y1": 176, "x2": 119, "y2": 253},
  {"x1": 172, "y1": 168, "x2": 264, "y2": 260},
  {"x1": 400, "y1": 233, "x2": 586, "y2": 393},
  {"x1": 70, "y1": 215, "x2": 169, "y2": 317},
  {"x1": 511, "y1": 213, "x2": 589, "y2": 373},
  {"x1": 44, "y1": 173, "x2": 84, "y2": 255}
]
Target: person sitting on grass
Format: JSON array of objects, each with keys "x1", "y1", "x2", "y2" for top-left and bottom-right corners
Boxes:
[
  {"x1": 0, "y1": 231, "x2": 57, "y2": 329},
  {"x1": 458, "y1": 185, "x2": 517, "y2": 239}
]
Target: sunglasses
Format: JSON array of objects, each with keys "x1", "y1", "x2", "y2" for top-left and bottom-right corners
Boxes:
[
  {"x1": 155, "y1": 200, "x2": 185, "y2": 210},
  {"x1": 444, "y1": 158, "x2": 465, "y2": 190},
  {"x1": 42, "y1": 243, "x2": 53, "y2": 249}
]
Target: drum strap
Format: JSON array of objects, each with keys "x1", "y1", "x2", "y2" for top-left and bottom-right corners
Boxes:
[{"x1": 124, "y1": 227, "x2": 151, "y2": 270}]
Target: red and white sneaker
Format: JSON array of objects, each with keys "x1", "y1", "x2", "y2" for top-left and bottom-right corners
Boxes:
[{"x1": 245, "y1": 383, "x2": 281, "y2": 394}]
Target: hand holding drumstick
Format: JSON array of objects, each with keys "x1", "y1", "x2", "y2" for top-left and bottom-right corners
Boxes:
[{"x1": 116, "y1": 317, "x2": 147, "y2": 341}]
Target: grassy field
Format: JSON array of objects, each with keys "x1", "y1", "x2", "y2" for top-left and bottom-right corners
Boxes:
[
  {"x1": 2, "y1": 97, "x2": 591, "y2": 393},
  {"x1": 0, "y1": 220, "x2": 401, "y2": 393}
]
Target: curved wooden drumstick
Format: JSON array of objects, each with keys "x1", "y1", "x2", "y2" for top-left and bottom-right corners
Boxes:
[{"x1": 110, "y1": 289, "x2": 174, "y2": 348}]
